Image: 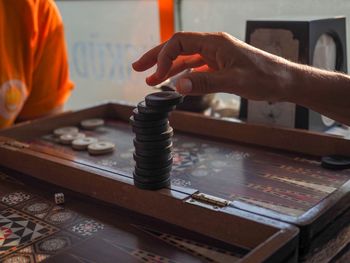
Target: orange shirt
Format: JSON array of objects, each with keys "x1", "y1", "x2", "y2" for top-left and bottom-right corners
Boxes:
[{"x1": 0, "y1": 0, "x2": 73, "y2": 128}]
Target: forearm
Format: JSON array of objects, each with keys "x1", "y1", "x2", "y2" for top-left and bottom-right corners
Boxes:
[
  {"x1": 285, "y1": 63, "x2": 350, "y2": 126},
  {"x1": 132, "y1": 30, "x2": 350, "y2": 125}
]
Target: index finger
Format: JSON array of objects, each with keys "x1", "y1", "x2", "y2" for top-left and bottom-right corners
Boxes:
[
  {"x1": 154, "y1": 32, "x2": 207, "y2": 80},
  {"x1": 132, "y1": 42, "x2": 167, "y2": 72},
  {"x1": 133, "y1": 32, "x2": 207, "y2": 77}
]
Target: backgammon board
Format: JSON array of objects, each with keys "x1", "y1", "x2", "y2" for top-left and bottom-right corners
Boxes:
[
  {"x1": 0, "y1": 168, "x2": 254, "y2": 262},
  {"x1": 1, "y1": 102, "x2": 349, "y2": 260}
]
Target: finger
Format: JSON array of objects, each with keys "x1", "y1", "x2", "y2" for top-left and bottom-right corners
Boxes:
[
  {"x1": 132, "y1": 42, "x2": 167, "y2": 72},
  {"x1": 168, "y1": 55, "x2": 205, "y2": 78},
  {"x1": 154, "y1": 32, "x2": 209, "y2": 80},
  {"x1": 175, "y1": 71, "x2": 231, "y2": 95},
  {"x1": 145, "y1": 55, "x2": 205, "y2": 86},
  {"x1": 192, "y1": 65, "x2": 212, "y2": 73}
]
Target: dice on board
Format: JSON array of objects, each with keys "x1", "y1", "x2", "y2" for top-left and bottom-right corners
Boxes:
[{"x1": 54, "y1": 193, "x2": 65, "y2": 205}]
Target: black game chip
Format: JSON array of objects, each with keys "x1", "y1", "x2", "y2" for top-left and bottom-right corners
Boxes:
[
  {"x1": 133, "y1": 138, "x2": 172, "y2": 150},
  {"x1": 133, "y1": 108, "x2": 168, "y2": 121},
  {"x1": 135, "y1": 127, "x2": 174, "y2": 142},
  {"x1": 321, "y1": 155, "x2": 350, "y2": 170},
  {"x1": 129, "y1": 116, "x2": 168, "y2": 128},
  {"x1": 135, "y1": 164, "x2": 173, "y2": 177},
  {"x1": 145, "y1": 91, "x2": 183, "y2": 108},
  {"x1": 132, "y1": 123, "x2": 170, "y2": 135},
  {"x1": 135, "y1": 144, "x2": 173, "y2": 158},
  {"x1": 138, "y1": 101, "x2": 175, "y2": 114},
  {"x1": 133, "y1": 177, "x2": 171, "y2": 190},
  {"x1": 133, "y1": 172, "x2": 170, "y2": 184},
  {"x1": 133, "y1": 152, "x2": 173, "y2": 164},
  {"x1": 135, "y1": 157, "x2": 173, "y2": 170}
]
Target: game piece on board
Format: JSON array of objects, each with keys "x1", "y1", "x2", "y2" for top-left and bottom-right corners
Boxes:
[
  {"x1": 135, "y1": 144, "x2": 173, "y2": 157},
  {"x1": 81, "y1": 118, "x2": 105, "y2": 130},
  {"x1": 145, "y1": 91, "x2": 183, "y2": 108},
  {"x1": 53, "y1": 126, "x2": 79, "y2": 137},
  {"x1": 135, "y1": 158, "x2": 173, "y2": 170},
  {"x1": 133, "y1": 172, "x2": 171, "y2": 184},
  {"x1": 54, "y1": 193, "x2": 65, "y2": 204},
  {"x1": 59, "y1": 133, "x2": 85, "y2": 145},
  {"x1": 133, "y1": 152, "x2": 172, "y2": 164},
  {"x1": 131, "y1": 92, "x2": 184, "y2": 190},
  {"x1": 132, "y1": 123, "x2": 170, "y2": 135},
  {"x1": 129, "y1": 116, "x2": 169, "y2": 128},
  {"x1": 135, "y1": 163, "x2": 172, "y2": 177},
  {"x1": 133, "y1": 177, "x2": 171, "y2": 190},
  {"x1": 133, "y1": 108, "x2": 168, "y2": 121},
  {"x1": 321, "y1": 155, "x2": 350, "y2": 170},
  {"x1": 135, "y1": 127, "x2": 173, "y2": 142},
  {"x1": 133, "y1": 138, "x2": 172, "y2": 150},
  {"x1": 88, "y1": 141, "x2": 115, "y2": 155},
  {"x1": 72, "y1": 137, "x2": 98, "y2": 150},
  {"x1": 137, "y1": 101, "x2": 175, "y2": 114}
]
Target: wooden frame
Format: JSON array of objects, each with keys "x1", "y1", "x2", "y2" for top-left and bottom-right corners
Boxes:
[
  {"x1": 170, "y1": 105, "x2": 350, "y2": 256},
  {"x1": 0, "y1": 102, "x2": 301, "y2": 262}
]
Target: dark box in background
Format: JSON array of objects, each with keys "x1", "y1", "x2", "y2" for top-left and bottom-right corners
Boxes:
[{"x1": 240, "y1": 17, "x2": 347, "y2": 131}]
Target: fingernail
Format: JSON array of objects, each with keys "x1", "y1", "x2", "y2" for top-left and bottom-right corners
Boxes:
[
  {"x1": 146, "y1": 76, "x2": 153, "y2": 85},
  {"x1": 131, "y1": 62, "x2": 138, "y2": 71},
  {"x1": 178, "y1": 78, "x2": 192, "y2": 93},
  {"x1": 154, "y1": 69, "x2": 162, "y2": 79}
]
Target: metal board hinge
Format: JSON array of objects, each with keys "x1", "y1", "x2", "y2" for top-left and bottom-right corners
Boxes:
[
  {"x1": 0, "y1": 140, "x2": 29, "y2": 149},
  {"x1": 188, "y1": 192, "x2": 231, "y2": 209}
]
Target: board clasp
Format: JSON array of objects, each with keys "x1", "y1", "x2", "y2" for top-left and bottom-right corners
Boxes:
[
  {"x1": 187, "y1": 192, "x2": 231, "y2": 209},
  {"x1": 0, "y1": 139, "x2": 29, "y2": 150}
]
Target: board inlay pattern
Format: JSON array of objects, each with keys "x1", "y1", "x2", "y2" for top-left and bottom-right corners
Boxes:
[
  {"x1": 0, "y1": 208, "x2": 58, "y2": 258},
  {"x1": 32, "y1": 120, "x2": 350, "y2": 217},
  {"x1": 0, "y1": 169, "x2": 247, "y2": 262}
]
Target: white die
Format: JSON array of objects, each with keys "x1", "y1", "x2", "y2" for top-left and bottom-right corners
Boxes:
[{"x1": 54, "y1": 193, "x2": 65, "y2": 205}]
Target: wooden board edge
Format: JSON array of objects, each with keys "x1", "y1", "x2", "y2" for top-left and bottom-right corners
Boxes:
[
  {"x1": 110, "y1": 101, "x2": 350, "y2": 157},
  {"x1": 2, "y1": 101, "x2": 350, "y2": 157},
  {"x1": 0, "y1": 145, "x2": 298, "y2": 253},
  {"x1": 242, "y1": 227, "x2": 299, "y2": 263}
]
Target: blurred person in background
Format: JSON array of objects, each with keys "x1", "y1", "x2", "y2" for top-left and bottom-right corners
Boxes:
[{"x1": 0, "y1": 0, "x2": 73, "y2": 128}]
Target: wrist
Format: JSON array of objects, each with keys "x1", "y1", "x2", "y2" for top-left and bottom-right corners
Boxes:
[
  {"x1": 283, "y1": 61, "x2": 310, "y2": 104},
  {"x1": 286, "y1": 63, "x2": 350, "y2": 110},
  {"x1": 272, "y1": 58, "x2": 297, "y2": 103}
]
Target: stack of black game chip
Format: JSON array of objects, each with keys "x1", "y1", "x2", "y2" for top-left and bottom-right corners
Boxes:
[{"x1": 130, "y1": 91, "x2": 183, "y2": 190}]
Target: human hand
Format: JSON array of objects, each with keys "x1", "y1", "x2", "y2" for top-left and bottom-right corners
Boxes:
[{"x1": 132, "y1": 32, "x2": 294, "y2": 102}]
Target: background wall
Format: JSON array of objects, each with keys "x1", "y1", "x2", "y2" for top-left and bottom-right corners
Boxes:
[
  {"x1": 56, "y1": 0, "x2": 350, "y2": 110},
  {"x1": 179, "y1": 0, "x2": 350, "y2": 50},
  {"x1": 56, "y1": 0, "x2": 160, "y2": 110}
]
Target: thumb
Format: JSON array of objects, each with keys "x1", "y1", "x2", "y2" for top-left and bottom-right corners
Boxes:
[{"x1": 175, "y1": 71, "x2": 226, "y2": 95}]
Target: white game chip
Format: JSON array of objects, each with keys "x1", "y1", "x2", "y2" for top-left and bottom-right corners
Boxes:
[
  {"x1": 81, "y1": 118, "x2": 105, "y2": 130},
  {"x1": 72, "y1": 137, "x2": 98, "y2": 150},
  {"x1": 54, "y1": 126, "x2": 79, "y2": 137},
  {"x1": 59, "y1": 133, "x2": 85, "y2": 145},
  {"x1": 88, "y1": 141, "x2": 115, "y2": 155}
]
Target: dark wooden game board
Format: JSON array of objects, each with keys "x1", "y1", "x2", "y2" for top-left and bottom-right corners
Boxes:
[
  {"x1": 29, "y1": 120, "x2": 349, "y2": 219},
  {"x1": 0, "y1": 169, "x2": 249, "y2": 263},
  {"x1": 24, "y1": 119, "x2": 350, "y2": 255},
  {"x1": 1, "y1": 101, "x2": 349, "y2": 259}
]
